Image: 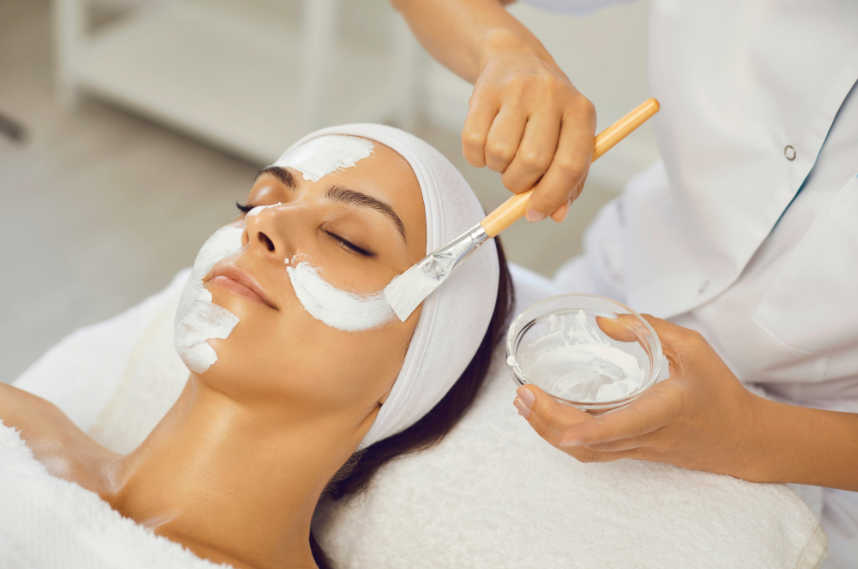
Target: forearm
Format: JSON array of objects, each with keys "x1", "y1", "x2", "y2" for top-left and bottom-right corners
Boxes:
[
  {"x1": 390, "y1": 0, "x2": 557, "y2": 83},
  {"x1": 740, "y1": 395, "x2": 858, "y2": 491}
]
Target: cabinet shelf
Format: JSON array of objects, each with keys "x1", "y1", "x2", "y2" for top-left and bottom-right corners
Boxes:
[{"x1": 61, "y1": 1, "x2": 413, "y2": 164}]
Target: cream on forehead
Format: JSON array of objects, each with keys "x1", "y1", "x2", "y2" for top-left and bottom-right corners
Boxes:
[
  {"x1": 287, "y1": 261, "x2": 394, "y2": 332},
  {"x1": 272, "y1": 135, "x2": 374, "y2": 182}
]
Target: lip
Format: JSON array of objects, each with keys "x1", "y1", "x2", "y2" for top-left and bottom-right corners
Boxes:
[{"x1": 208, "y1": 265, "x2": 278, "y2": 309}]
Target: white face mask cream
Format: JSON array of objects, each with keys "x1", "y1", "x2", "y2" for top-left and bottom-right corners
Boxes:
[
  {"x1": 514, "y1": 310, "x2": 645, "y2": 402},
  {"x1": 272, "y1": 135, "x2": 374, "y2": 182},
  {"x1": 267, "y1": 135, "x2": 390, "y2": 331},
  {"x1": 287, "y1": 261, "x2": 394, "y2": 332},
  {"x1": 247, "y1": 203, "x2": 281, "y2": 217},
  {"x1": 174, "y1": 226, "x2": 243, "y2": 374}
]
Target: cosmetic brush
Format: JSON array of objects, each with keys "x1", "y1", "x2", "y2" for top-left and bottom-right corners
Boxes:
[{"x1": 385, "y1": 98, "x2": 660, "y2": 322}]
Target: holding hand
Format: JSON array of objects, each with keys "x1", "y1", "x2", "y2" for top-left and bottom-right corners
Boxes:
[
  {"x1": 464, "y1": 30, "x2": 596, "y2": 223},
  {"x1": 391, "y1": 1, "x2": 595, "y2": 222},
  {"x1": 513, "y1": 316, "x2": 763, "y2": 479}
]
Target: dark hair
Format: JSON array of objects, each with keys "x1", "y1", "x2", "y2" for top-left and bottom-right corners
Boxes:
[{"x1": 310, "y1": 238, "x2": 515, "y2": 569}]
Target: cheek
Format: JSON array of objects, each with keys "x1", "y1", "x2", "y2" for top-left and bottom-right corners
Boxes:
[
  {"x1": 275, "y1": 320, "x2": 412, "y2": 408},
  {"x1": 204, "y1": 296, "x2": 414, "y2": 410},
  {"x1": 286, "y1": 260, "x2": 396, "y2": 332}
]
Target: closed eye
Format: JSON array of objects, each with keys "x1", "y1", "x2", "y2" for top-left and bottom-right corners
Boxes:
[
  {"x1": 239, "y1": 202, "x2": 374, "y2": 257},
  {"x1": 324, "y1": 230, "x2": 374, "y2": 258}
]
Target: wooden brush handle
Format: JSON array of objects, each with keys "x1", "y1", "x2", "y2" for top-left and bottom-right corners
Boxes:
[{"x1": 480, "y1": 98, "x2": 660, "y2": 238}]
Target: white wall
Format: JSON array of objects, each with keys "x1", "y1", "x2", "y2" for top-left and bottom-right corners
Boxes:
[
  {"x1": 88, "y1": 0, "x2": 657, "y2": 190},
  {"x1": 421, "y1": 0, "x2": 658, "y2": 191}
]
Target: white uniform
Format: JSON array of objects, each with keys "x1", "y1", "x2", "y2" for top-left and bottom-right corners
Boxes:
[{"x1": 520, "y1": 0, "x2": 858, "y2": 566}]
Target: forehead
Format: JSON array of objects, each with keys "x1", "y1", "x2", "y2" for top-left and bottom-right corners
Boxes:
[
  {"x1": 258, "y1": 136, "x2": 427, "y2": 252},
  {"x1": 324, "y1": 141, "x2": 425, "y2": 243},
  {"x1": 344, "y1": 141, "x2": 420, "y2": 201}
]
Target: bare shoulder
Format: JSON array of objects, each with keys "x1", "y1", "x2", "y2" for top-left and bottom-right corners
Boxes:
[
  {"x1": 0, "y1": 383, "x2": 73, "y2": 438},
  {"x1": 0, "y1": 384, "x2": 117, "y2": 487}
]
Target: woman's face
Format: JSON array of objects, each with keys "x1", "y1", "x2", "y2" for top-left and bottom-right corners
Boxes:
[{"x1": 197, "y1": 139, "x2": 426, "y2": 431}]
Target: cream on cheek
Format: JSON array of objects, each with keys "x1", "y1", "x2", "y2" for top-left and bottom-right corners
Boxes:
[
  {"x1": 173, "y1": 136, "x2": 389, "y2": 367},
  {"x1": 174, "y1": 226, "x2": 243, "y2": 373},
  {"x1": 269, "y1": 134, "x2": 397, "y2": 332},
  {"x1": 286, "y1": 261, "x2": 394, "y2": 332}
]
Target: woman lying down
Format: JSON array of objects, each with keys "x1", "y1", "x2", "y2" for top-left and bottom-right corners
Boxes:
[{"x1": 0, "y1": 124, "x2": 514, "y2": 569}]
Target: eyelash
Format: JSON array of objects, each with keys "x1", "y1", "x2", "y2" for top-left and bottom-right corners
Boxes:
[
  {"x1": 324, "y1": 231, "x2": 374, "y2": 258},
  {"x1": 237, "y1": 202, "x2": 374, "y2": 258}
]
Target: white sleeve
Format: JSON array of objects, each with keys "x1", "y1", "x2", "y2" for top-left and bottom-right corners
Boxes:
[{"x1": 516, "y1": 0, "x2": 640, "y2": 16}]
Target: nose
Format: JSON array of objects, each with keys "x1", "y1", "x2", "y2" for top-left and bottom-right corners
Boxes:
[{"x1": 244, "y1": 205, "x2": 295, "y2": 263}]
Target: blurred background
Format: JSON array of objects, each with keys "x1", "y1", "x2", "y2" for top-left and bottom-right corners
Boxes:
[{"x1": 0, "y1": 0, "x2": 656, "y2": 383}]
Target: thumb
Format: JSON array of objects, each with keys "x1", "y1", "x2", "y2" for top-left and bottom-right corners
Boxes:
[
  {"x1": 515, "y1": 385, "x2": 593, "y2": 446},
  {"x1": 640, "y1": 315, "x2": 697, "y2": 377}
]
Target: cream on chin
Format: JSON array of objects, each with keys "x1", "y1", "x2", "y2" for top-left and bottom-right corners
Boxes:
[
  {"x1": 174, "y1": 226, "x2": 243, "y2": 373},
  {"x1": 173, "y1": 136, "x2": 382, "y2": 368}
]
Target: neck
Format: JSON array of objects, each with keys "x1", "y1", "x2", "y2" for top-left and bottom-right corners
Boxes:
[{"x1": 106, "y1": 378, "x2": 358, "y2": 569}]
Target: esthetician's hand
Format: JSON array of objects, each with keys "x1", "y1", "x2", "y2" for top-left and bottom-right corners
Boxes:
[
  {"x1": 512, "y1": 316, "x2": 763, "y2": 478},
  {"x1": 391, "y1": 0, "x2": 595, "y2": 222},
  {"x1": 464, "y1": 30, "x2": 596, "y2": 223}
]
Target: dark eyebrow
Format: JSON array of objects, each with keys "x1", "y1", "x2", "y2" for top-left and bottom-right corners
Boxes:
[
  {"x1": 256, "y1": 166, "x2": 296, "y2": 188},
  {"x1": 326, "y1": 185, "x2": 407, "y2": 241}
]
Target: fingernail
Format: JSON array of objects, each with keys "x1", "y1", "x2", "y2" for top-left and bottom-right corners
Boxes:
[
  {"x1": 517, "y1": 388, "x2": 536, "y2": 409},
  {"x1": 513, "y1": 398, "x2": 531, "y2": 418},
  {"x1": 559, "y1": 438, "x2": 582, "y2": 448},
  {"x1": 525, "y1": 209, "x2": 546, "y2": 222}
]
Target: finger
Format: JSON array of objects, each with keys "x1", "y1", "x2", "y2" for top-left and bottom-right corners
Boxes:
[
  {"x1": 595, "y1": 314, "x2": 640, "y2": 343},
  {"x1": 484, "y1": 105, "x2": 527, "y2": 174},
  {"x1": 515, "y1": 386, "x2": 654, "y2": 465},
  {"x1": 572, "y1": 172, "x2": 587, "y2": 202},
  {"x1": 549, "y1": 199, "x2": 571, "y2": 223},
  {"x1": 566, "y1": 447, "x2": 646, "y2": 464},
  {"x1": 557, "y1": 383, "x2": 682, "y2": 447},
  {"x1": 556, "y1": 439, "x2": 652, "y2": 463},
  {"x1": 501, "y1": 111, "x2": 561, "y2": 195},
  {"x1": 514, "y1": 385, "x2": 593, "y2": 446},
  {"x1": 550, "y1": 168, "x2": 586, "y2": 222},
  {"x1": 524, "y1": 106, "x2": 595, "y2": 219},
  {"x1": 583, "y1": 430, "x2": 661, "y2": 452},
  {"x1": 462, "y1": 89, "x2": 500, "y2": 168},
  {"x1": 639, "y1": 315, "x2": 689, "y2": 346},
  {"x1": 638, "y1": 314, "x2": 708, "y2": 375}
]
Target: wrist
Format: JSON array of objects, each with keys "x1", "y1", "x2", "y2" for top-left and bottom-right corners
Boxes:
[
  {"x1": 730, "y1": 393, "x2": 779, "y2": 482},
  {"x1": 477, "y1": 27, "x2": 555, "y2": 73}
]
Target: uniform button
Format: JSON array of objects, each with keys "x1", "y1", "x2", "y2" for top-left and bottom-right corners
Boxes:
[
  {"x1": 784, "y1": 145, "x2": 796, "y2": 161},
  {"x1": 698, "y1": 280, "x2": 709, "y2": 294}
]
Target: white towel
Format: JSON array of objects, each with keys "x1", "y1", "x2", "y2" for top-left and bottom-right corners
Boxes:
[
  {"x1": 12, "y1": 266, "x2": 828, "y2": 568},
  {"x1": 0, "y1": 422, "x2": 227, "y2": 569},
  {"x1": 312, "y1": 265, "x2": 829, "y2": 569}
]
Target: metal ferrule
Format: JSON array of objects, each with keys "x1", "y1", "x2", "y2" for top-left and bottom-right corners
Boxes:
[{"x1": 419, "y1": 223, "x2": 490, "y2": 283}]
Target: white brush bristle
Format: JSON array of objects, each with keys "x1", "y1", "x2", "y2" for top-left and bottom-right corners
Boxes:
[{"x1": 384, "y1": 264, "x2": 443, "y2": 322}]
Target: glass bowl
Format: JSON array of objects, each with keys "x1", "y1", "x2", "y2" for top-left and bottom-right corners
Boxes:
[{"x1": 506, "y1": 294, "x2": 661, "y2": 411}]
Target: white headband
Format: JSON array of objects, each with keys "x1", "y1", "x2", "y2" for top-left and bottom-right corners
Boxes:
[{"x1": 276, "y1": 124, "x2": 499, "y2": 448}]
